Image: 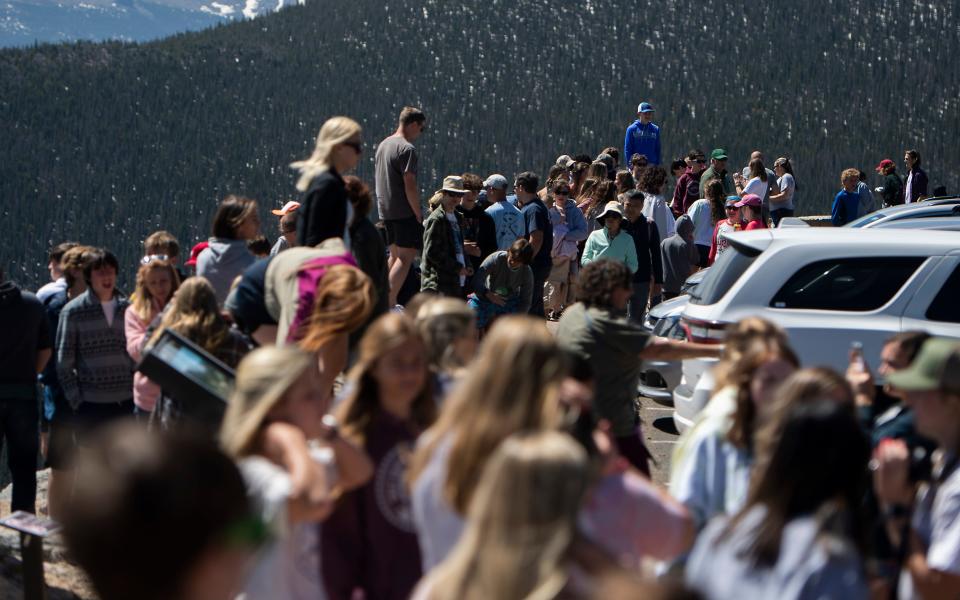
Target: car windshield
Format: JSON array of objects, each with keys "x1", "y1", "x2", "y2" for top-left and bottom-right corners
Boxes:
[
  {"x1": 846, "y1": 212, "x2": 886, "y2": 228},
  {"x1": 690, "y1": 246, "x2": 760, "y2": 305}
]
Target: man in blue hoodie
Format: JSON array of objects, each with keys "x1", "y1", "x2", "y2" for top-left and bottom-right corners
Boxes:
[{"x1": 623, "y1": 102, "x2": 662, "y2": 167}]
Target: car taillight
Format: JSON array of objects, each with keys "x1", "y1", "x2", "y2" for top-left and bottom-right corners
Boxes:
[{"x1": 681, "y1": 317, "x2": 729, "y2": 344}]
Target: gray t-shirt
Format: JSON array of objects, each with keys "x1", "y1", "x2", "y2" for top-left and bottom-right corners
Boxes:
[
  {"x1": 774, "y1": 173, "x2": 796, "y2": 211},
  {"x1": 374, "y1": 135, "x2": 418, "y2": 220}
]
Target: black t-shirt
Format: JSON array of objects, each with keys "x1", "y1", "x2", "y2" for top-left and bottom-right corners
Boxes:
[
  {"x1": 521, "y1": 198, "x2": 554, "y2": 270},
  {"x1": 0, "y1": 281, "x2": 50, "y2": 392}
]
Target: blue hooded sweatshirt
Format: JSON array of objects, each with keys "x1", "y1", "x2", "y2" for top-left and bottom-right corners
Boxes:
[{"x1": 623, "y1": 120, "x2": 662, "y2": 166}]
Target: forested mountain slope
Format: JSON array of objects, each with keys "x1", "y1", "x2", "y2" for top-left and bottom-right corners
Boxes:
[{"x1": 1, "y1": 0, "x2": 957, "y2": 290}]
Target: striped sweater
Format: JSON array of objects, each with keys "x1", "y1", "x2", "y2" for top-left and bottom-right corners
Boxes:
[{"x1": 56, "y1": 289, "x2": 134, "y2": 408}]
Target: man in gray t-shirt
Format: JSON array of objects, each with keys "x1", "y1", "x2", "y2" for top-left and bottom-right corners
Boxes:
[{"x1": 374, "y1": 106, "x2": 426, "y2": 307}]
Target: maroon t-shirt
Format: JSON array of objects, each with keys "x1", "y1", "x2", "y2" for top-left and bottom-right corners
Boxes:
[{"x1": 321, "y1": 412, "x2": 423, "y2": 600}]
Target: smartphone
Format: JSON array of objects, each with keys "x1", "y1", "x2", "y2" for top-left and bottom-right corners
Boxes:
[{"x1": 850, "y1": 341, "x2": 865, "y2": 372}]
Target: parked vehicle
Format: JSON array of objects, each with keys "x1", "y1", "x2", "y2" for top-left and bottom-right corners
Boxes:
[
  {"x1": 863, "y1": 216, "x2": 960, "y2": 231},
  {"x1": 638, "y1": 295, "x2": 687, "y2": 404},
  {"x1": 672, "y1": 228, "x2": 960, "y2": 432},
  {"x1": 847, "y1": 197, "x2": 960, "y2": 229}
]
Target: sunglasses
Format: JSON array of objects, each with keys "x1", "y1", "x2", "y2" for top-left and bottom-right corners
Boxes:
[
  {"x1": 140, "y1": 254, "x2": 169, "y2": 265},
  {"x1": 554, "y1": 189, "x2": 570, "y2": 195},
  {"x1": 342, "y1": 141, "x2": 362, "y2": 154},
  {"x1": 725, "y1": 206, "x2": 739, "y2": 210}
]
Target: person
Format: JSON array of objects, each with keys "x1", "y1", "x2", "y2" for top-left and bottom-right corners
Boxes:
[
  {"x1": 413, "y1": 431, "x2": 629, "y2": 600},
  {"x1": 856, "y1": 170, "x2": 875, "y2": 218},
  {"x1": 297, "y1": 264, "x2": 375, "y2": 395},
  {"x1": 468, "y1": 239, "x2": 534, "y2": 333},
  {"x1": 629, "y1": 153, "x2": 649, "y2": 183},
  {"x1": 142, "y1": 277, "x2": 253, "y2": 430},
  {"x1": 376, "y1": 107, "x2": 427, "y2": 308},
  {"x1": 197, "y1": 195, "x2": 259, "y2": 305},
  {"x1": 556, "y1": 259, "x2": 723, "y2": 476},
  {"x1": 344, "y1": 175, "x2": 389, "y2": 325},
  {"x1": 247, "y1": 236, "x2": 272, "y2": 259},
  {"x1": 661, "y1": 215, "x2": 700, "y2": 300},
  {"x1": 294, "y1": 116, "x2": 363, "y2": 248},
  {"x1": 832, "y1": 169, "x2": 861, "y2": 226},
  {"x1": 322, "y1": 314, "x2": 436, "y2": 600},
  {"x1": 670, "y1": 157, "x2": 687, "y2": 183},
  {"x1": 708, "y1": 195, "x2": 742, "y2": 265},
  {"x1": 39, "y1": 245, "x2": 94, "y2": 518},
  {"x1": 699, "y1": 148, "x2": 735, "y2": 198},
  {"x1": 737, "y1": 193, "x2": 767, "y2": 230},
  {"x1": 623, "y1": 101, "x2": 661, "y2": 166},
  {"x1": 639, "y1": 165, "x2": 676, "y2": 239},
  {"x1": 220, "y1": 346, "x2": 374, "y2": 600},
  {"x1": 685, "y1": 399, "x2": 870, "y2": 599},
  {"x1": 687, "y1": 178, "x2": 722, "y2": 266},
  {"x1": 56, "y1": 248, "x2": 134, "y2": 434},
  {"x1": 455, "y1": 173, "x2": 497, "y2": 296},
  {"x1": 143, "y1": 230, "x2": 182, "y2": 268},
  {"x1": 869, "y1": 338, "x2": 960, "y2": 600},
  {"x1": 269, "y1": 201, "x2": 300, "y2": 256},
  {"x1": 581, "y1": 201, "x2": 638, "y2": 274},
  {"x1": 614, "y1": 169, "x2": 636, "y2": 204},
  {"x1": 60, "y1": 423, "x2": 259, "y2": 600},
  {"x1": 874, "y1": 158, "x2": 904, "y2": 207},
  {"x1": 737, "y1": 151, "x2": 778, "y2": 222},
  {"x1": 515, "y1": 171, "x2": 553, "y2": 317},
  {"x1": 577, "y1": 178, "x2": 616, "y2": 236},
  {"x1": 733, "y1": 157, "x2": 769, "y2": 206},
  {"x1": 414, "y1": 297, "x2": 478, "y2": 401},
  {"x1": 421, "y1": 176, "x2": 469, "y2": 297},
  {"x1": 483, "y1": 174, "x2": 525, "y2": 251},
  {"x1": 622, "y1": 189, "x2": 663, "y2": 324},
  {"x1": 37, "y1": 241, "x2": 78, "y2": 302},
  {"x1": 544, "y1": 180, "x2": 588, "y2": 319},
  {"x1": 184, "y1": 241, "x2": 208, "y2": 274},
  {"x1": 669, "y1": 320, "x2": 799, "y2": 532},
  {"x1": 903, "y1": 149, "x2": 929, "y2": 204},
  {"x1": 569, "y1": 161, "x2": 590, "y2": 199},
  {"x1": 0, "y1": 266, "x2": 51, "y2": 513},
  {"x1": 124, "y1": 257, "x2": 179, "y2": 414},
  {"x1": 768, "y1": 157, "x2": 798, "y2": 225},
  {"x1": 409, "y1": 316, "x2": 568, "y2": 569},
  {"x1": 670, "y1": 150, "x2": 705, "y2": 217}
]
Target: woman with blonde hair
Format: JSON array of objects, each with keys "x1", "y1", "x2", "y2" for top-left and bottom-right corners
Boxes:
[
  {"x1": 414, "y1": 297, "x2": 478, "y2": 401},
  {"x1": 196, "y1": 195, "x2": 259, "y2": 304},
  {"x1": 409, "y1": 316, "x2": 567, "y2": 569},
  {"x1": 142, "y1": 277, "x2": 253, "y2": 429},
  {"x1": 220, "y1": 346, "x2": 372, "y2": 600},
  {"x1": 414, "y1": 431, "x2": 628, "y2": 600},
  {"x1": 292, "y1": 116, "x2": 363, "y2": 247},
  {"x1": 322, "y1": 314, "x2": 436, "y2": 600},
  {"x1": 125, "y1": 257, "x2": 180, "y2": 414},
  {"x1": 296, "y1": 264, "x2": 375, "y2": 394}
]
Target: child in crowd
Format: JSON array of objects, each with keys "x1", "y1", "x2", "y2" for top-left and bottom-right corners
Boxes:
[
  {"x1": 323, "y1": 314, "x2": 436, "y2": 600},
  {"x1": 270, "y1": 201, "x2": 300, "y2": 256},
  {"x1": 467, "y1": 239, "x2": 534, "y2": 333},
  {"x1": 708, "y1": 196, "x2": 742, "y2": 265},
  {"x1": 832, "y1": 168, "x2": 862, "y2": 226},
  {"x1": 143, "y1": 230, "x2": 187, "y2": 281},
  {"x1": 736, "y1": 194, "x2": 766, "y2": 230},
  {"x1": 421, "y1": 176, "x2": 469, "y2": 297},
  {"x1": 686, "y1": 178, "x2": 723, "y2": 267}
]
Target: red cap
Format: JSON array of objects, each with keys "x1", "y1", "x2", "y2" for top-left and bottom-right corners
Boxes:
[
  {"x1": 185, "y1": 241, "x2": 209, "y2": 267},
  {"x1": 875, "y1": 159, "x2": 895, "y2": 172}
]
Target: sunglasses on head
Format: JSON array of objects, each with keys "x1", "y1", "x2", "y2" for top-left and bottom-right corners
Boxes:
[{"x1": 140, "y1": 254, "x2": 169, "y2": 265}]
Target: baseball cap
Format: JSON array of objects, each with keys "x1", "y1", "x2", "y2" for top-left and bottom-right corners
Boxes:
[
  {"x1": 724, "y1": 195, "x2": 741, "y2": 208},
  {"x1": 875, "y1": 159, "x2": 896, "y2": 172},
  {"x1": 441, "y1": 175, "x2": 466, "y2": 194},
  {"x1": 271, "y1": 201, "x2": 301, "y2": 216},
  {"x1": 735, "y1": 194, "x2": 762, "y2": 208},
  {"x1": 710, "y1": 149, "x2": 729, "y2": 161},
  {"x1": 185, "y1": 241, "x2": 209, "y2": 268},
  {"x1": 887, "y1": 338, "x2": 960, "y2": 393},
  {"x1": 637, "y1": 102, "x2": 655, "y2": 113},
  {"x1": 555, "y1": 155, "x2": 575, "y2": 169},
  {"x1": 483, "y1": 174, "x2": 508, "y2": 190}
]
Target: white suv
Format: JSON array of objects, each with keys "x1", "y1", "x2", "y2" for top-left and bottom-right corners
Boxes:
[{"x1": 672, "y1": 228, "x2": 960, "y2": 432}]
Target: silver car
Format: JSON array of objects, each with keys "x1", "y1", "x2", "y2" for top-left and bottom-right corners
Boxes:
[{"x1": 637, "y1": 295, "x2": 689, "y2": 404}]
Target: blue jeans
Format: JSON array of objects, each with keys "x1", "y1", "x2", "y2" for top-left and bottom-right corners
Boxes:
[
  {"x1": 771, "y1": 208, "x2": 795, "y2": 227},
  {"x1": 0, "y1": 397, "x2": 40, "y2": 513}
]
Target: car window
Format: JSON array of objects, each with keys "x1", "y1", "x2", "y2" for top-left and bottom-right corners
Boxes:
[
  {"x1": 770, "y1": 257, "x2": 925, "y2": 311},
  {"x1": 846, "y1": 212, "x2": 886, "y2": 228},
  {"x1": 690, "y1": 247, "x2": 759, "y2": 306},
  {"x1": 927, "y1": 264, "x2": 960, "y2": 323}
]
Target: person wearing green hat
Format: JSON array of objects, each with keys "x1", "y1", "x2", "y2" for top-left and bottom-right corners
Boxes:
[
  {"x1": 873, "y1": 337, "x2": 960, "y2": 600},
  {"x1": 699, "y1": 149, "x2": 736, "y2": 199}
]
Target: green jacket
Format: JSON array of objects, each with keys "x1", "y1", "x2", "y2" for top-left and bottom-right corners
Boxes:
[
  {"x1": 420, "y1": 206, "x2": 464, "y2": 296},
  {"x1": 699, "y1": 166, "x2": 735, "y2": 198}
]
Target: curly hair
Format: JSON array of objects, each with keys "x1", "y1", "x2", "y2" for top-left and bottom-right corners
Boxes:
[
  {"x1": 638, "y1": 166, "x2": 668, "y2": 194},
  {"x1": 575, "y1": 259, "x2": 631, "y2": 309}
]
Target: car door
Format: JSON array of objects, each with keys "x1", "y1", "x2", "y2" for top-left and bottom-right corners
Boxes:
[{"x1": 901, "y1": 255, "x2": 960, "y2": 340}]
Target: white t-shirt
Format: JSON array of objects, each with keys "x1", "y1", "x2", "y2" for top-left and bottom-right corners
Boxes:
[
  {"x1": 686, "y1": 199, "x2": 714, "y2": 247},
  {"x1": 741, "y1": 177, "x2": 768, "y2": 203},
  {"x1": 101, "y1": 299, "x2": 117, "y2": 327},
  {"x1": 238, "y1": 447, "x2": 336, "y2": 600},
  {"x1": 641, "y1": 192, "x2": 676, "y2": 239}
]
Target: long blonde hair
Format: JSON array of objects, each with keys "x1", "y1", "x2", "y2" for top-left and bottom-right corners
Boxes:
[
  {"x1": 220, "y1": 346, "x2": 315, "y2": 458},
  {"x1": 290, "y1": 116, "x2": 362, "y2": 192},
  {"x1": 298, "y1": 265, "x2": 375, "y2": 351},
  {"x1": 426, "y1": 431, "x2": 590, "y2": 600},
  {"x1": 337, "y1": 314, "x2": 435, "y2": 444},
  {"x1": 415, "y1": 297, "x2": 476, "y2": 373},
  {"x1": 407, "y1": 316, "x2": 566, "y2": 514},
  {"x1": 148, "y1": 277, "x2": 229, "y2": 353},
  {"x1": 131, "y1": 259, "x2": 180, "y2": 322}
]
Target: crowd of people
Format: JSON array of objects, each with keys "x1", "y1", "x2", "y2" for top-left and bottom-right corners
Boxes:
[{"x1": 0, "y1": 102, "x2": 956, "y2": 600}]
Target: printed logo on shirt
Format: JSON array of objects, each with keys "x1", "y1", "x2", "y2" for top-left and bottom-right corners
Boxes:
[{"x1": 374, "y1": 445, "x2": 417, "y2": 532}]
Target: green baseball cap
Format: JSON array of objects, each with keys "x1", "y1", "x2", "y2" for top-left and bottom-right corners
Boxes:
[
  {"x1": 886, "y1": 338, "x2": 960, "y2": 393},
  {"x1": 710, "y1": 148, "x2": 728, "y2": 161}
]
